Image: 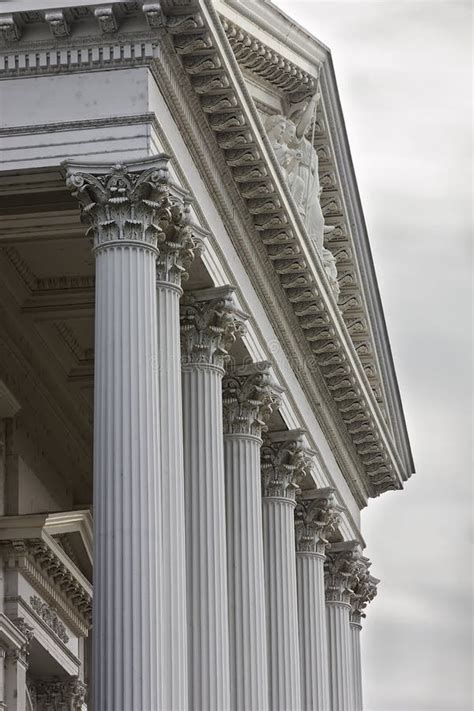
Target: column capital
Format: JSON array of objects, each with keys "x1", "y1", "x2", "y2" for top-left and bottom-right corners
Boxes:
[
  {"x1": 295, "y1": 487, "x2": 341, "y2": 554},
  {"x1": 261, "y1": 430, "x2": 313, "y2": 501},
  {"x1": 64, "y1": 157, "x2": 172, "y2": 253},
  {"x1": 6, "y1": 618, "x2": 34, "y2": 667},
  {"x1": 324, "y1": 541, "x2": 364, "y2": 605},
  {"x1": 222, "y1": 361, "x2": 282, "y2": 437},
  {"x1": 28, "y1": 677, "x2": 87, "y2": 709},
  {"x1": 350, "y1": 556, "x2": 379, "y2": 620},
  {"x1": 156, "y1": 194, "x2": 200, "y2": 287},
  {"x1": 180, "y1": 286, "x2": 247, "y2": 369}
]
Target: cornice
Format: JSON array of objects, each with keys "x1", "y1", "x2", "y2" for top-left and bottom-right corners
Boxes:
[
  {"x1": 149, "y1": 35, "x2": 372, "y2": 507},
  {"x1": 217, "y1": 14, "x2": 397, "y2": 434},
  {"x1": 220, "y1": 1, "x2": 414, "y2": 477},
  {"x1": 157, "y1": 0, "x2": 405, "y2": 498},
  {"x1": 0, "y1": 525, "x2": 92, "y2": 634}
]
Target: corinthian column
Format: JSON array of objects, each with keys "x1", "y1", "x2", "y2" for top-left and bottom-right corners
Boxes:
[
  {"x1": 223, "y1": 363, "x2": 281, "y2": 711},
  {"x1": 349, "y1": 561, "x2": 379, "y2": 711},
  {"x1": 180, "y1": 287, "x2": 247, "y2": 711},
  {"x1": 295, "y1": 488, "x2": 340, "y2": 711},
  {"x1": 261, "y1": 430, "x2": 312, "y2": 711},
  {"x1": 66, "y1": 158, "x2": 170, "y2": 711},
  {"x1": 325, "y1": 541, "x2": 363, "y2": 711},
  {"x1": 156, "y1": 194, "x2": 196, "y2": 711}
]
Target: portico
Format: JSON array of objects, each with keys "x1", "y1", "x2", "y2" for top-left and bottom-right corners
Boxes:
[{"x1": 0, "y1": 1, "x2": 414, "y2": 709}]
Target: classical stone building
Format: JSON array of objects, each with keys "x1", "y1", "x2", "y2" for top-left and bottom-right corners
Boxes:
[{"x1": 0, "y1": 1, "x2": 414, "y2": 709}]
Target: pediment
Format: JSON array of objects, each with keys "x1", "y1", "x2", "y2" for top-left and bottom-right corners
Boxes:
[{"x1": 157, "y1": 0, "x2": 413, "y2": 497}]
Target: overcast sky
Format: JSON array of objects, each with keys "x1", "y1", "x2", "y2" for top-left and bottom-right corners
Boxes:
[{"x1": 272, "y1": 1, "x2": 472, "y2": 709}]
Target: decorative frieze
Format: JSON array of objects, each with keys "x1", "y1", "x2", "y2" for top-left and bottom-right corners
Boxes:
[
  {"x1": 295, "y1": 487, "x2": 340, "y2": 554},
  {"x1": 180, "y1": 287, "x2": 247, "y2": 369},
  {"x1": 222, "y1": 361, "x2": 281, "y2": 437},
  {"x1": 30, "y1": 596, "x2": 69, "y2": 644},
  {"x1": 261, "y1": 430, "x2": 313, "y2": 500}
]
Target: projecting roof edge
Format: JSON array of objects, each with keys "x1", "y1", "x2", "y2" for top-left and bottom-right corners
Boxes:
[
  {"x1": 158, "y1": 0, "x2": 408, "y2": 498},
  {"x1": 322, "y1": 54, "x2": 415, "y2": 475},
  {"x1": 215, "y1": 0, "x2": 414, "y2": 476}
]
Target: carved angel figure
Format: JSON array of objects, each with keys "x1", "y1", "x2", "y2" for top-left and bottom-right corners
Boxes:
[{"x1": 265, "y1": 95, "x2": 339, "y2": 297}]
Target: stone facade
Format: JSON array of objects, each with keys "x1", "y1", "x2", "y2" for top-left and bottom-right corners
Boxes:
[{"x1": 0, "y1": 1, "x2": 413, "y2": 709}]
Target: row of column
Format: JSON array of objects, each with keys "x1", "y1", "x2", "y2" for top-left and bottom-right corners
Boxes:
[{"x1": 65, "y1": 158, "x2": 378, "y2": 711}]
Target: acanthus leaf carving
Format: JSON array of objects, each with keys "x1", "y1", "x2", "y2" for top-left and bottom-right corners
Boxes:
[
  {"x1": 180, "y1": 287, "x2": 247, "y2": 369},
  {"x1": 65, "y1": 159, "x2": 171, "y2": 252},
  {"x1": 155, "y1": 194, "x2": 198, "y2": 286},
  {"x1": 349, "y1": 556, "x2": 379, "y2": 621},
  {"x1": 222, "y1": 362, "x2": 282, "y2": 437},
  {"x1": 324, "y1": 541, "x2": 363, "y2": 604},
  {"x1": 261, "y1": 430, "x2": 313, "y2": 500},
  {"x1": 295, "y1": 487, "x2": 341, "y2": 554}
]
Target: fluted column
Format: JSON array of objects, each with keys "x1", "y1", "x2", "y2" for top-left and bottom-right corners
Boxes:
[
  {"x1": 349, "y1": 613, "x2": 363, "y2": 711},
  {"x1": 261, "y1": 430, "x2": 312, "y2": 711},
  {"x1": 223, "y1": 363, "x2": 281, "y2": 711},
  {"x1": 349, "y1": 563, "x2": 379, "y2": 711},
  {"x1": 156, "y1": 194, "x2": 196, "y2": 711},
  {"x1": 4, "y1": 620, "x2": 33, "y2": 711},
  {"x1": 325, "y1": 542, "x2": 363, "y2": 711},
  {"x1": 295, "y1": 488, "x2": 340, "y2": 711},
  {"x1": 66, "y1": 158, "x2": 171, "y2": 711},
  {"x1": 181, "y1": 287, "x2": 247, "y2": 711}
]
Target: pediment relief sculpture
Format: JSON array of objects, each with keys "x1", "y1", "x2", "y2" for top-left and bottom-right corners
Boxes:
[{"x1": 265, "y1": 93, "x2": 339, "y2": 298}]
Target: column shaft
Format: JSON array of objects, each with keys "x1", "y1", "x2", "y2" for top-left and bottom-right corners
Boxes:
[
  {"x1": 93, "y1": 244, "x2": 162, "y2": 710},
  {"x1": 158, "y1": 281, "x2": 187, "y2": 711},
  {"x1": 326, "y1": 601, "x2": 353, "y2": 711},
  {"x1": 4, "y1": 655, "x2": 27, "y2": 711},
  {"x1": 183, "y1": 364, "x2": 230, "y2": 711},
  {"x1": 263, "y1": 497, "x2": 301, "y2": 711},
  {"x1": 225, "y1": 434, "x2": 269, "y2": 711},
  {"x1": 296, "y1": 551, "x2": 330, "y2": 710},
  {"x1": 350, "y1": 619, "x2": 363, "y2": 711}
]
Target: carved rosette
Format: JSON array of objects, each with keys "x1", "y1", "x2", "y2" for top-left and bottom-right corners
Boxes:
[
  {"x1": 155, "y1": 195, "x2": 197, "y2": 286},
  {"x1": 295, "y1": 488, "x2": 340, "y2": 554},
  {"x1": 222, "y1": 362, "x2": 282, "y2": 437},
  {"x1": 180, "y1": 287, "x2": 247, "y2": 369},
  {"x1": 324, "y1": 542, "x2": 364, "y2": 605},
  {"x1": 65, "y1": 160, "x2": 171, "y2": 253},
  {"x1": 261, "y1": 431, "x2": 313, "y2": 501}
]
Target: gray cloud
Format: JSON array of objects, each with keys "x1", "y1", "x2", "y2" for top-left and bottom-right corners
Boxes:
[{"x1": 273, "y1": 1, "x2": 472, "y2": 708}]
